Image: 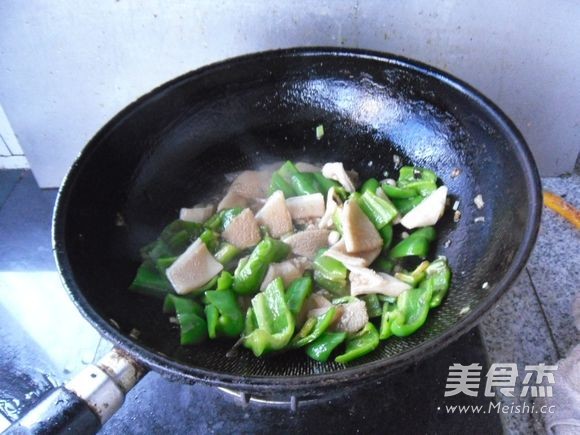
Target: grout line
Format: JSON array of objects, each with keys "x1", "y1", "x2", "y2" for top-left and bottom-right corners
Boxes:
[{"x1": 525, "y1": 267, "x2": 562, "y2": 360}]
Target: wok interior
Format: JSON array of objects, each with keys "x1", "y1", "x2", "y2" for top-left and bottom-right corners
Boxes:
[{"x1": 59, "y1": 51, "x2": 535, "y2": 384}]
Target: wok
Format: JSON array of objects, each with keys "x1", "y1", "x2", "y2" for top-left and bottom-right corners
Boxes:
[{"x1": 9, "y1": 48, "x2": 541, "y2": 433}]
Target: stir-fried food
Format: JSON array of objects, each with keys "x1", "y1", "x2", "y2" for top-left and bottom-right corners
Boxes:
[{"x1": 130, "y1": 160, "x2": 452, "y2": 363}]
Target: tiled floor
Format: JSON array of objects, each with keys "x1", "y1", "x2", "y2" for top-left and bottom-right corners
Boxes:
[{"x1": 0, "y1": 169, "x2": 578, "y2": 434}]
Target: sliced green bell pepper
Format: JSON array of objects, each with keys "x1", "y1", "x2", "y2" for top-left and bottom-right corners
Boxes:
[
  {"x1": 233, "y1": 237, "x2": 290, "y2": 295},
  {"x1": 269, "y1": 172, "x2": 296, "y2": 198},
  {"x1": 360, "y1": 178, "x2": 380, "y2": 195},
  {"x1": 361, "y1": 294, "x2": 382, "y2": 318},
  {"x1": 163, "y1": 294, "x2": 207, "y2": 345},
  {"x1": 379, "y1": 224, "x2": 393, "y2": 249},
  {"x1": 426, "y1": 257, "x2": 451, "y2": 308},
  {"x1": 388, "y1": 227, "x2": 436, "y2": 259},
  {"x1": 313, "y1": 249, "x2": 349, "y2": 296},
  {"x1": 356, "y1": 190, "x2": 398, "y2": 230},
  {"x1": 291, "y1": 307, "x2": 337, "y2": 348},
  {"x1": 129, "y1": 261, "x2": 172, "y2": 298},
  {"x1": 372, "y1": 256, "x2": 396, "y2": 273},
  {"x1": 213, "y1": 242, "x2": 241, "y2": 266},
  {"x1": 305, "y1": 331, "x2": 347, "y2": 362},
  {"x1": 199, "y1": 228, "x2": 220, "y2": 252},
  {"x1": 204, "y1": 289, "x2": 244, "y2": 338},
  {"x1": 392, "y1": 196, "x2": 424, "y2": 215},
  {"x1": 290, "y1": 172, "x2": 320, "y2": 195},
  {"x1": 285, "y1": 276, "x2": 314, "y2": 320},
  {"x1": 205, "y1": 208, "x2": 244, "y2": 232},
  {"x1": 381, "y1": 184, "x2": 417, "y2": 199},
  {"x1": 141, "y1": 219, "x2": 204, "y2": 261},
  {"x1": 312, "y1": 172, "x2": 340, "y2": 195},
  {"x1": 243, "y1": 277, "x2": 295, "y2": 356},
  {"x1": 397, "y1": 166, "x2": 438, "y2": 196},
  {"x1": 390, "y1": 278, "x2": 434, "y2": 337},
  {"x1": 379, "y1": 301, "x2": 398, "y2": 340},
  {"x1": 335, "y1": 322, "x2": 380, "y2": 364}
]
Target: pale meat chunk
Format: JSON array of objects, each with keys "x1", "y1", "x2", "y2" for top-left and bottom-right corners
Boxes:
[
  {"x1": 166, "y1": 239, "x2": 223, "y2": 295},
  {"x1": 179, "y1": 204, "x2": 215, "y2": 223},
  {"x1": 255, "y1": 190, "x2": 293, "y2": 238},
  {"x1": 283, "y1": 229, "x2": 330, "y2": 259},
  {"x1": 349, "y1": 267, "x2": 410, "y2": 297},
  {"x1": 295, "y1": 162, "x2": 321, "y2": 172},
  {"x1": 400, "y1": 186, "x2": 448, "y2": 229},
  {"x1": 333, "y1": 299, "x2": 368, "y2": 333},
  {"x1": 322, "y1": 162, "x2": 356, "y2": 192},
  {"x1": 342, "y1": 199, "x2": 383, "y2": 253},
  {"x1": 217, "y1": 190, "x2": 248, "y2": 211},
  {"x1": 318, "y1": 187, "x2": 340, "y2": 229},
  {"x1": 286, "y1": 193, "x2": 325, "y2": 220},
  {"x1": 228, "y1": 170, "x2": 272, "y2": 199},
  {"x1": 324, "y1": 239, "x2": 381, "y2": 269},
  {"x1": 260, "y1": 258, "x2": 308, "y2": 291},
  {"x1": 221, "y1": 208, "x2": 261, "y2": 249}
]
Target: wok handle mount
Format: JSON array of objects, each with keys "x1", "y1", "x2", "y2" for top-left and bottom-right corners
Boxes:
[{"x1": 4, "y1": 349, "x2": 145, "y2": 434}]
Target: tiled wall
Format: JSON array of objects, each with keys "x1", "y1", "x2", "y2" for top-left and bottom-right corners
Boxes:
[{"x1": 0, "y1": 105, "x2": 28, "y2": 170}]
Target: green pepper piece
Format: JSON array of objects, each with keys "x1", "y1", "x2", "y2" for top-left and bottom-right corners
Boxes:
[
  {"x1": 379, "y1": 302, "x2": 398, "y2": 340},
  {"x1": 335, "y1": 323, "x2": 380, "y2": 364},
  {"x1": 381, "y1": 184, "x2": 417, "y2": 199},
  {"x1": 388, "y1": 227, "x2": 436, "y2": 259},
  {"x1": 277, "y1": 160, "x2": 300, "y2": 182},
  {"x1": 427, "y1": 257, "x2": 452, "y2": 308},
  {"x1": 233, "y1": 237, "x2": 290, "y2": 295},
  {"x1": 243, "y1": 277, "x2": 295, "y2": 356},
  {"x1": 143, "y1": 220, "x2": 204, "y2": 261},
  {"x1": 390, "y1": 278, "x2": 434, "y2": 337},
  {"x1": 378, "y1": 294, "x2": 397, "y2": 304},
  {"x1": 361, "y1": 294, "x2": 382, "y2": 318},
  {"x1": 392, "y1": 196, "x2": 424, "y2": 215},
  {"x1": 305, "y1": 331, "x2": 347, "y2": 362},
  {"x1": 204, "y1": 304, "x2": 220, "y2": 339},
  {"x1": 199, "y1": 229, "x2": 220, "y2": 253},
  {"x1": 204, "y1": 289, "x2": 244, "y2": 338},
  {"x1": 372, "y1": 256, "x2": 396, "y2": 273},
  {"x1": 204, "y1": 208, "x2": 243, "y2": 232},
  {"x1": 285, "y1": 276, "x2": 314, "y2": 320},
  {"x1": 159, "y1": 220, "x2": 205, "y2": 246},
  {"x1": 269, "y1": 172, "x2": 296, "y2": 198},
  {"x1": 388, "y1": 236, "x2": 430, "y2": 259},
  {"x1": 203, "y1": 213, "x2": 222, "y2": 231},
  {"x1": 220, "y1": 208, "x2": 244, "y2": 231},
  {"x1": 397, "y1": 166, "x2": 437, "y2": 196},
  {"x1": 163, "y1": 294, "x2": 207, "y2": 345},
  {"x1": 214, "y1": 242, "x2": 241, "y2": 266},
  {"x1": 291, "y1": 307, "x2": 337, "y2": 348},
  {"x1": 379, "y1": 224, "x2": 393, "y2": 249},
  {"x1": 408, "y1": 227, "x2": 437, "y2": 242},
  {"x1": 313, "y1": 249, "x2": 349, "y2": 296},
  {"x1": 129, "y1": 261, "x2": 172, "y2": 298},
  {"x1": 360, "y1": 178, "x2": 380, "y2": 195},
  {"x1": 395, "y1": 260, "x2": 431, "y2": 287},
  {"x1": 155, "y1": 256, "x2": 177, "y2": 275},
  {"x1": 357, "y1": 190, "x2": 398, "y2": 229},
  {"x1": 216, "y1": 271, "x2": 234, "y2": 291},
  {"x1": 290, "y1": 172, "x2": 320, "y2": 195},
  {"x1": 312, "y1": 172, "x2": 340, "y2": 195}
]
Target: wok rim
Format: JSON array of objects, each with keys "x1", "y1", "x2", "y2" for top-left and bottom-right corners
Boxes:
[{"x1": 52, "y1": 46, "x2": 542, "y2": 393}]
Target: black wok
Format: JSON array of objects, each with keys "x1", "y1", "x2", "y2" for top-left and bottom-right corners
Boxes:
[{"x1": 9, "y1": 48, "x2": 541, "y2": 433}]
